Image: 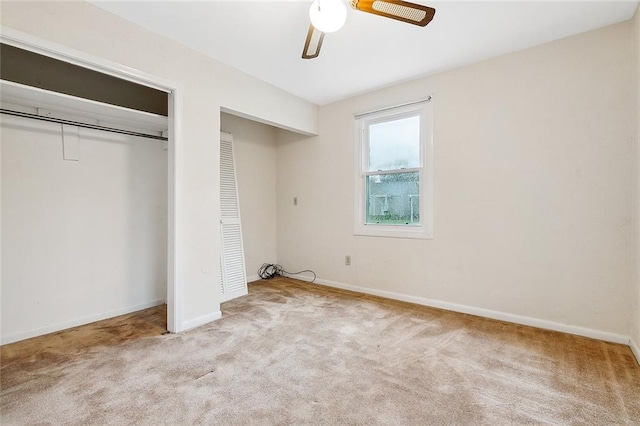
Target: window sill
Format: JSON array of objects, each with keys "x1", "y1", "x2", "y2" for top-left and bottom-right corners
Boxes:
[{"x1": 354, "y1": 224, "x2": 433, "y2": 240}]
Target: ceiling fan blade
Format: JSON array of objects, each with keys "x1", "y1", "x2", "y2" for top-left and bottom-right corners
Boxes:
[
  {"x1": 351, "y1": 0, "x2": 435, "y2": 27},
  {"x1": 302, "y1": 24, "x2": 325, "y2": 59}
]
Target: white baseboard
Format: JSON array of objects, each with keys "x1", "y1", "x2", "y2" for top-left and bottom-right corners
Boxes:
[
  {"x1": 246, "y1": 275, "x2": 261, "y2": 283},
  {"x1": 1, "y1": 299, "x2": 166, "y2": 346},
  {"x1": 180, "y1": 310, "x2": 222, "y2": 332},
  {"x1": 313, "y1": 278, "x2": 630, "y2": 346},
  {"x1": 630, "y1": 339, "x2": 640, "y2": 366}
]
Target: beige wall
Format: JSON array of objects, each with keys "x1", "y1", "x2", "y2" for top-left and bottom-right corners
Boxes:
[
  {"x1": 277, "y1": 21, "x2": 635, "y2": 337},
  {"x1": 0, "y1": 1, "x2": 317, "y2": 331},
  {"x1": 634, "y1": 6, "x2": 640, "y2": 348},
  {"x1": 221, "y1": 113, "x2": 278, "y2": 279}
]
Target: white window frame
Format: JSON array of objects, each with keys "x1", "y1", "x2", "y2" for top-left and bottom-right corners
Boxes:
[{"x1": 353, "y1": 99, "x2": 434, "y2": 239}]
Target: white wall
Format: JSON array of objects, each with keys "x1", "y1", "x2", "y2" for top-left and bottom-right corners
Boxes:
[
  {"x1": 221, "y1": 113, "x2": 278, "y2": 280},
  {"x1": 1, "y1": 114, "x2": 167, "y2": 343},
  {"x1": 276, "y1": 21, "x2": 635, "y2": 338},
  {"x1": 0, "y1": 0, "x2": 318, "y2": 331}
]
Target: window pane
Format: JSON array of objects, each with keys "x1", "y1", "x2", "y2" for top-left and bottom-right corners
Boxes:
[
  {"x1": 368, "y1": 115, "x2": 420, "y2": 171},
  {"x1": 366, "y1": 172, "x2": 419, "y2": 225}
]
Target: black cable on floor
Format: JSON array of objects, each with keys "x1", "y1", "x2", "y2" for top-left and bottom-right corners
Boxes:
[{"x1": 257, "y1": 263, "x2": 316, "y2": 283}]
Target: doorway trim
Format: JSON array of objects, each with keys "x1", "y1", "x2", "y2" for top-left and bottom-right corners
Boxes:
[{"x1": 0, "y1": 26, "x2": 183, "y2": 333}]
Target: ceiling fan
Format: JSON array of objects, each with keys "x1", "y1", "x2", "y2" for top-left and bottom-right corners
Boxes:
[{"x1": 302, "y1": 0, "x2": 436, "y2": 59}]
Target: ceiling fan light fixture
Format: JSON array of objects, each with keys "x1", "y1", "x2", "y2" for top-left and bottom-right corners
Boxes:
[{"x1": 309, "y1": 0, "x2": 347, "y2": 33}]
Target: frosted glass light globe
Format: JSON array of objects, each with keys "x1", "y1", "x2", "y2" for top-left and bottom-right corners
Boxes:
[{"x1": 309, "y1": 0, "x2": 347, "y2": 33}]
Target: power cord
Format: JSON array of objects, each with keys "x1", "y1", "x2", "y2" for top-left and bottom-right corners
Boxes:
[{"x1": 257, "y1": 263, "x2": 316, "y2": 284}]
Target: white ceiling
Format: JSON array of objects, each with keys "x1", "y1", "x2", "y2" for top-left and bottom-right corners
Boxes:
[{"x1": 90, "y1": 1, "x2": 638, "y2": 106}]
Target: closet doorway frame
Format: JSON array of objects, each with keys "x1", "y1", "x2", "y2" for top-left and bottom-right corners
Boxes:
[{"x1": 0, "y1": 27, "x2": 183, "y2": 334}]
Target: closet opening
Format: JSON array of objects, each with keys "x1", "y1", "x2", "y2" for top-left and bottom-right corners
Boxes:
[{"x1": 0, "y1": 37, "x2": 180, "y2": 344}]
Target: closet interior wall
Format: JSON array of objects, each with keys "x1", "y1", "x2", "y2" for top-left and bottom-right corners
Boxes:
[{"x1": 1, "y1": 86, "x2": 169, "y2": 344}]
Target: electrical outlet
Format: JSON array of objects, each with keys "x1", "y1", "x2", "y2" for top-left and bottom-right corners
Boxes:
[
  {"x1": 345, "y1": 255, "x2": 351, "y2": 266},
  {"x1": 293, "y1": 196, "x2": 298, "y2": 206}
]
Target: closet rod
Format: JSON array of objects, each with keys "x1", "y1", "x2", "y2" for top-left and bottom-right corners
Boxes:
[{"x1": 0, "y1": 108, "x2": 168, "y2": 141}]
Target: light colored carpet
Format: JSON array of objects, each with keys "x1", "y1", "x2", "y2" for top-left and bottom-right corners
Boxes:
[{"x1": 1, "y1": 277, "x2": 639, "y2": 425}]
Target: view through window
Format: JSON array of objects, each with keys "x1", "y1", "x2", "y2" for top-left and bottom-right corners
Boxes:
[{"x1": 365, "y1": 115, "x2": 421, "y2": 225}]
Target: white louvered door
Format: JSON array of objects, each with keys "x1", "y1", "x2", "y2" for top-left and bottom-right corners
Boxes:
[{"x1": 219, "y1": 131, "x2": 248, "y2": 302}]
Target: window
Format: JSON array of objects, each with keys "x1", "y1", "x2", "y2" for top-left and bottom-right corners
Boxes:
[{"x1": 354, "y1": 100, "x2": 433, "y2": 239}]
